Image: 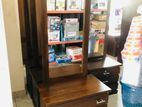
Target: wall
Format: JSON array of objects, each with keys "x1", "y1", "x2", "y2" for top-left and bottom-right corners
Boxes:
[
  {"x1": 0, "y1": 0, "x2": 13, "y2": 106},
  {"x1": 2, "y1": 0, "x2": 25, "y2": 92}
]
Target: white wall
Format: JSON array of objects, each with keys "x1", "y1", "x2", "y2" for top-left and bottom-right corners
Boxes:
[
  {"x1": 0, "y1": 0, "x2": 13, "y2": 106},
  {"x1": 2, "y1": 0, "x2": 25, "y2": 92}
]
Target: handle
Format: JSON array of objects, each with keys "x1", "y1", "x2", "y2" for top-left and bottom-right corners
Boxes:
[
  {"x1": 96, "y1": 99, "x2": 106, "y2": 104},
  {"x1": 103, "y1": 71, "x2": 110, "y2": 75}
]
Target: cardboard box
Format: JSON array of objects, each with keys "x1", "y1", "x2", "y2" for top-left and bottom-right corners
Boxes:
[
  {"x1": 93, "y1": 15, "x2": 107, "y2": 21},
  {"x1": 48, "y1": 16, "x2": 61, "y2": 41},
  {"x1": 47, "y1": 0, "x2": 55, "y2": 10},
  {"x1": 67, "y1": 0, "x2": 81, "y2": 10},
  {"x1": 63, "y1": 18, "x2": 79, "y2": 39},
  {"x1": 56, "y1": 0, "x2": 65, "y2": 10},
  {"x1": 66, "y1": 46, "x2": 82, "y2": 60},
  {"x1": 91, "y1": 20, "x2": 106, "y2": 30}
]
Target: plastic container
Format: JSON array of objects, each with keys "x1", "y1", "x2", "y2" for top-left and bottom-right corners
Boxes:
[{"x1": 121, "y1": 82, "x2": 142, "y2": 107}]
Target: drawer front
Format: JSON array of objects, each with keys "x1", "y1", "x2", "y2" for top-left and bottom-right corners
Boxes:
[
  {"x1": 91, "y1": 67, "x2": 120, "y2": 76},
  {"x1": 98, "y1": 74, "x2": 119, "y2": 84},
  {"x1": 47, "y1": 93, "x2": 108, "y2": 107}
]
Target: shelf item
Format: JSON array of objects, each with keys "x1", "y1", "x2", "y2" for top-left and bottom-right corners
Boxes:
[
  {"x1": 47, "y1": 10, "x2": 84, "y2": 14},
  {"x1": 47, "y1": 0, "x2": 55, "y2": 10},
  {"x1": 48, "y1": 16, "x2": 61, "y2": 41},
  {"x1": 55, "y1": 0, "x2": 65, "y2": 10},
  {"x1": 66, "y1": 0, "x2": 82, "y2": 10},
  {"x1": 91, "y1": 9, "x2": 107, "y2": 12}
]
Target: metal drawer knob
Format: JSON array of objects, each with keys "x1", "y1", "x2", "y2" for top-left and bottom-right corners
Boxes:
[{"x1": 96, "y1": 99, "x2": 106, "y2": 104}]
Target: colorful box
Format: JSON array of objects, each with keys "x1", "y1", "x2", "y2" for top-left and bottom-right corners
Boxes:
[
  {"x1": 66, "y1": 46, "x2": 82, "y2": 61},
  {"x1": 48, "y1": 16, "x2": 61, "y2": 41},
  {"x1": 55, "y1": 0, "x2": 65, "y2": 10},
  {"x1": 66, "y1": 0, "x2": 82, "y2": 10},
  {"x1": 63, "y1": 18, "x2": 79, "y2": 40}
]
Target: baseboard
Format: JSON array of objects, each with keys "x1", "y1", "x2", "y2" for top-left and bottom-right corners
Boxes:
[{"x1": 12, "y1": 90, "x2": 26, "y2": 98}]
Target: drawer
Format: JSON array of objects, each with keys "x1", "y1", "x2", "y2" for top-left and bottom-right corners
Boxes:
[
  {"x1": 98, "y1": 74, "x2": 119, "y2": 84},
  {"x1": 91, "y1": 67, "x2": 120, "y2": 76},
  {"x1": 44, "y1": 93, "x2": 108, "y2": 107},
  {"x1": 107, "y1": 83, "x2": 118, "y2": 91}
]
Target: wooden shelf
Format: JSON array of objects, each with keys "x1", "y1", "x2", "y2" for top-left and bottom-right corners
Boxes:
[
  {"x1": 47, "y1": 10, "x2": 84, "y2": 14},
  {"x1": 91, "y1": 9, "x2": 107, "y2": 12},
  {"x1": 48, "y1": 40, "x2": 83, "y2": 45}
]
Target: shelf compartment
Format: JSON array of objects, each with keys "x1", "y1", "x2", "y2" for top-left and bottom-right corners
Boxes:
[
  {"x1": 47, "y1": 10, "x2": 84, "y2": 14},
  {"x1": 48, "y1": 40, "x2": 83, "y2": 45},
  {"x1": 49, "y1": 63, "x2": 82, "y2": 78}
]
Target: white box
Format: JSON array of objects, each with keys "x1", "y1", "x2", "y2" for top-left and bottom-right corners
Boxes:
[
  {"x1": 47, "y1": 0, "x2": 55, "y2": 10},
  {"x1": 55, "y1": 0, "x2": 65, "y2": 10},
  {"x1": 67, "y1": 0, "x2": 82, "y2": 10},
  {"x1": 48, "y1": 30, "x2": 60, "y2": 41}
]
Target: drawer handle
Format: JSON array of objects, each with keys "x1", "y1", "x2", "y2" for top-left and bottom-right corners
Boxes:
[
  {"x1": 96, "y1": 99, "x2": 106, "y2": 104},
  {"x1": 103, "y1": 81, "x2": 109, "y2": 84},
  {"x1": 103, "y1": 72, "x2": 110, "y2": 75}
]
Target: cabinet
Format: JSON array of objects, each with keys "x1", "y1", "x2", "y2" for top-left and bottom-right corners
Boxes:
[
  {"x1": 27, "y1": 68, "x2": 110, "y2": 107},
  {"x1": 23, "y1": 0, "x2": 111, "y2": 107},
  {"x1": 88, "y1": 56, "x2": 122, "y2": 94}
]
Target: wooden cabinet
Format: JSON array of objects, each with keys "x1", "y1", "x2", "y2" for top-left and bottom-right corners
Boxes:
[
  {"x1": 88, "y1": 56, "x2": 122, "y2": 94},
  {"x1": 27, "y1": 68, "x2": 110, "y2": 107},
  {"x1": 23, "y1": 0, "x2": 111, "y2": 107}
]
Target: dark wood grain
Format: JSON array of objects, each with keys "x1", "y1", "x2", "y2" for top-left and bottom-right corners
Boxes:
[
  {"x1": 88, "y1": 56, "x2": 121, "y2": 71},
  {"x1": 35, "y1": 0, "x2": 48, "y2": 84},
  {"x1": 39, "y1": 75, "x2": 110, "y2": 107},
  {"x1": 82, "y1": 0, "x2": 91, "y2": 76}
]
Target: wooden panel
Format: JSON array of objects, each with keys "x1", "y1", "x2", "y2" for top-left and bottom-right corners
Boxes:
[
  {"x1": 88, "y1": 56, "x2": 121, "y2": 71},
  {"x1": 49, "y1": 94, "x2": 108, "y2": 107},
  {"x1": 82, "y1": 0, "x2": 91, "y2": 76},
  {"x1": 35, "y1": 0, "x2": 48, "y2": 83},
  {"x1": 49, "y1": 64, "x2": 82, "y2": 78},
  {"x1": 39, "y1": 75, "x2": 110, "y2": 107}
]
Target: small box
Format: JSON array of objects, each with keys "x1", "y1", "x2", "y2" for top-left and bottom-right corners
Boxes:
[
  {"x1": 48, "y1": 48, "x2": 56, "y2": 62},
  {"x1": 91, "y1": 20, "x2": 106, "y2": 30},
  {"x1": 48, "y1": 31, "x2": 60, "y2": 41},
  {"x1": 63, "y1": 18, "x2": 79, "y2": 40},
  {"x1": 55, "y1": 0, "x2": 65, "y2": 10},
  {"x1": 67, "y1": 0, "x2": 81, "y2": 10},
  {"x1": 47, "y1": 0, "x2": 55, "y2": 10},
  {"x1": 48, "y1": 16, "x2": 61, "y2": 41},
  {"x1": 66, "y1": 46, "x2": 82, "y2": 60}
]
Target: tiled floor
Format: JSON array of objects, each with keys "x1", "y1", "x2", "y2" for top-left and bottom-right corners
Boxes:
[{"x1": 13, "y1": 84, "x2": 123, "y2": 107}]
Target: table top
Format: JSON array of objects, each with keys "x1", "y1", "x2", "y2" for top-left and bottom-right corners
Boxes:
[
  {"x1": 88, "y1": 56, "x2": 122, "y2": 71},
  {"x1": 38, "y1": 75, "x2": 111, "y2": 106}
]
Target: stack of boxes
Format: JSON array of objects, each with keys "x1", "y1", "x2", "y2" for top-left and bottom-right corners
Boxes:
[
  {"x1": 47, "y1": 0, "x2": 84, "y2": 11},
  {"x1": 66, "y1": 46, "x2": 82, "y2": 62}
]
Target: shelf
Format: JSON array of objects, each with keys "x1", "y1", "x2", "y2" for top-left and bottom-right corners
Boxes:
[
  {"x1": 91, "y1": 9, "x2": 107, "y2": 12},
  {"x1": 47, "y1": 10, "x2": 84, "y2": 14},
  {"x1": 48, "y1": 40, "x2": 83, "y2": 45}
]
